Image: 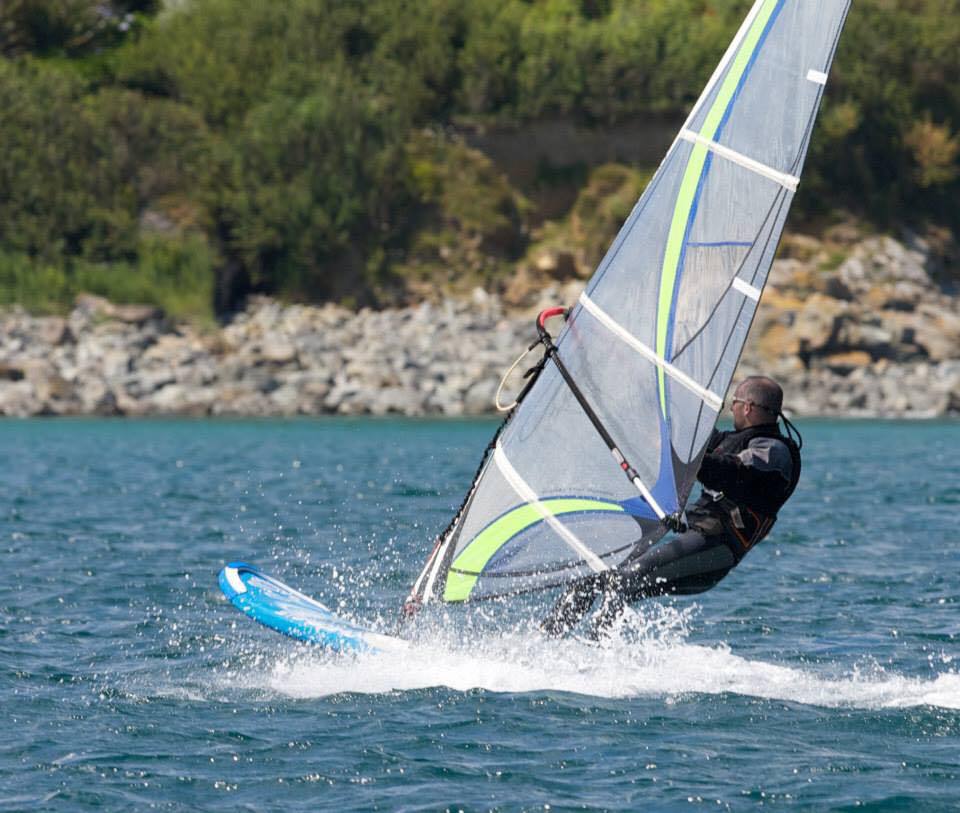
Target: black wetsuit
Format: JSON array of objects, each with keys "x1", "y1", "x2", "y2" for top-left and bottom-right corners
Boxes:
[{"x1": 541, "y1": 422, "x2": 801, "y2": 637}]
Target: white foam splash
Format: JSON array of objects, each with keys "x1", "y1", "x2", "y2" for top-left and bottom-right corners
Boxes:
[{"x1": 245, "y1": 607, "x2": 960, "y2": 711}]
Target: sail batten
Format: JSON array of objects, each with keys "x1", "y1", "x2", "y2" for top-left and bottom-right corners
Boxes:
[
  {"x1": 678, "y1": 130, "x2": 800, "y2": 191},
  {"x1": 732, "y1": 278, "x2": 762, "y2": 301},
  {"x1": 407, "y1": 0, "x2": 852, "y2": 607},
  {"x1": 578, "y1": 292, "x2": 724, "y2": 411}
]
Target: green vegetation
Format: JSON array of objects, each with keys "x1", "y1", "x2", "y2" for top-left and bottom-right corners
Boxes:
[
  {"x1": 0, "y1": 0, "x2": 958, "y2": 318},
  {"x1": 0, "y1": 235, "x2": 215, "y2": 319},
  {"x1": 527, "y1": 163, "x2": 651, "y2": 278},
  {"x1": 395, "y1": 130, "x2": 531, "y2": 296}
]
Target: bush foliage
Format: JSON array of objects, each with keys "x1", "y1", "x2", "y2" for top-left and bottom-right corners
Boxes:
[{"x1": 1, "y1": 0, "x2": 958, "y2": 316}]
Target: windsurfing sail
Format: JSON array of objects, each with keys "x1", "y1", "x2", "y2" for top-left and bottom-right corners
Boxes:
[{"x1": 407, "y1": 0, "x2": 851, "y2": 607}]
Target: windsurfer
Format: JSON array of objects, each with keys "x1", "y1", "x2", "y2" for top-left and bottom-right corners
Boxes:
[{"x1": 540, "y1": 375, "x2": 802, "y2": 639}]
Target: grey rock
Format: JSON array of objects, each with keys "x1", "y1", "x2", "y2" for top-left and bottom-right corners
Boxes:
[
  {"x1": 259, "y1": 339, "x2": 299, "y2": 366},
  {"x1": 0, "y1": 380, "x2": 39, "y2": 416},
  {"x1": 463, "y1": 378, "x2": 498, "y2": 414},
  {"x1": 369, "y1": 387, "x2": 424, "y2": 416},
  {"x1": 1, "y1": 233, "x2": 958, "y2": 419}
]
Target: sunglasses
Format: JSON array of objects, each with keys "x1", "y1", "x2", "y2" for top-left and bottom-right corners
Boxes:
[{"x1": 731, "y1": 397, "x2": 775, "y2": 413}]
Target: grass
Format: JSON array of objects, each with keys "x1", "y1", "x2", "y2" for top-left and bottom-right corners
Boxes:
[{"x1": 0, "y1": 234, "x2": 216, "y2": 322}]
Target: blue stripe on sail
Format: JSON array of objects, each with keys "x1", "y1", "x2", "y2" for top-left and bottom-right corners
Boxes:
[
  {"x1": 653, "y1": 415, "x2": 681, "y2": 513},
  {"x1": 715, "y1": 0, "x2": 787, "y2": 142},
  {"x1": 665, "y1": 151, "x2": 713, "y2": 364},
  {"x1": 686, "y1": 241, "x2": 753, "y2": 248},
  {"x1": 618, "y1": 497, "x2": 661, "y2": 520}
]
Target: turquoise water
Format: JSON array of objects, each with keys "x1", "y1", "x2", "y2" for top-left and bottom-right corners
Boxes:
[{"x1": 3, "y1": 418, "x2": 959, "y2": 811}]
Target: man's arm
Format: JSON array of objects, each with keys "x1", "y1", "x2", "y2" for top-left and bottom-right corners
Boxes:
[{"x1": 698, "y1": 437, "x2": 792, "y2": 504}]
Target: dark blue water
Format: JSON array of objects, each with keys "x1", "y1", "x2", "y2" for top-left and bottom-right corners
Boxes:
[{"x1": 3, "y1": 418, "x2": 959, "y2": 811}]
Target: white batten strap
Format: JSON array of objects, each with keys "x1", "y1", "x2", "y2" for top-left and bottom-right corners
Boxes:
[
  {"x1": 806, "y1": 69, "x2": 828, "y2": 86},
  {"x1": 732, "y1": 277, "x2": 761, "y2": 301},
  {"x1": 679, "y1": 129, "x2": 800, "y2": 192},
  {"x1": 578, "y1": 292, "x2": 723, "y2": 412},
  {"x1": 493, "y1": 442, "x2": 609, "y2": 574}
]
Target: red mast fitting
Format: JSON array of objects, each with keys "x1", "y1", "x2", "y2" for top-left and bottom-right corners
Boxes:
[{"x1": 537, "y1": 307, "x2": 568, "y2": 331}]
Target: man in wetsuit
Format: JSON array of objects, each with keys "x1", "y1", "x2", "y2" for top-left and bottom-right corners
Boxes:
[{"x1": 540, "y1": 375, "x2": 802, "y2": 639}]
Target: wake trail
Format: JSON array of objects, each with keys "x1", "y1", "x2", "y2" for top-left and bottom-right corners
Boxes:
[{"x1": 226, "y1": 607, "x2": 960, "y2": 711}]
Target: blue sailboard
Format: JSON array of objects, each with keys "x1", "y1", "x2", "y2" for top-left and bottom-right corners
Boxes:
[{"x1": 218, "y1": 562, "x2": 409, "y2": 654}]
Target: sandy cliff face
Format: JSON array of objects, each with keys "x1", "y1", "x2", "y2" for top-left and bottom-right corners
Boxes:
[{"x1": 0, "y1": 234, "x2": 957, "y2": 418}]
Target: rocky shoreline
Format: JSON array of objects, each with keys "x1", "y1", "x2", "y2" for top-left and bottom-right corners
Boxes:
[{"x1": 1, "y1": 234, "x2": 958, "y2": 419}]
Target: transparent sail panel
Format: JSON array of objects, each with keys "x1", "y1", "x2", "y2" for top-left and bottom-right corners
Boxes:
[
  {"x1": 706, "y1": 1, "x2": 851, "y2": 176},
  {"x1": 452, "y1": 510, "x2": 646, "y2": 600},
  {"x1": 430, "y1": 370, "x2": 664, "y2": 600},
  {"x1": 585, "y1": 141, "x2": 692, "y2": 336}
]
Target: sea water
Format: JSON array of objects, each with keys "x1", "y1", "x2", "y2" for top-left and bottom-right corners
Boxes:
[{"x1": 2, "y1": 418, "x2": 959, "y2": 811}]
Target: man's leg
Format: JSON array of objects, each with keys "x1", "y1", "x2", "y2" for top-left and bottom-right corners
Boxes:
[
  {"x1": 539, "y1": 573, "x2": 605, "y2": 637},
  {"x1": 588, "y1": 529, "x2": 739, "y2": 637}
]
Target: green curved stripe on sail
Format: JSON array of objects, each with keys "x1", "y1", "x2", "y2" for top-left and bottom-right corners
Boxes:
[
  {"x1": 655, "y1": 0, "x2": 780, "y2": 414},
  {"x1": 443, "y1": 498, "x2": 624, "y2": 602}
]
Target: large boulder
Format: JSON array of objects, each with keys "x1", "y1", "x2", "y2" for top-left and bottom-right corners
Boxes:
[{"x1": 792, "y1": 293, "x2": 848, "y2": 356}]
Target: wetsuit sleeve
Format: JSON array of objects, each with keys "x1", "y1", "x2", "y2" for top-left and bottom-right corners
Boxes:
[{"x1": 697, "y1": 438, "x2": 793, "y2": 504}]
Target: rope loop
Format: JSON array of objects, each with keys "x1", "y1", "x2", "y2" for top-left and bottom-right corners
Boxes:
[{"x1": 495, "y1": 342, "x2": 541, "y2": 412}]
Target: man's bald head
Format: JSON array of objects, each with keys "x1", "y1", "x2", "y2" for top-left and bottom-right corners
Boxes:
[
  {"x1": 737, "y1": 376, "x2": 783, "y2": 414},
  {"x1": 731, "y1": 376, "x2": 783, "y2": 428}
]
